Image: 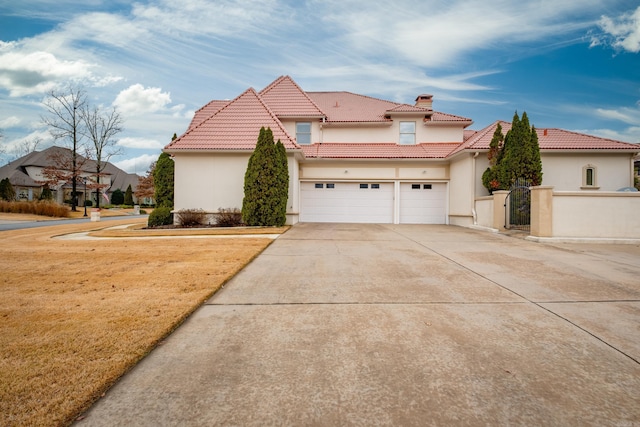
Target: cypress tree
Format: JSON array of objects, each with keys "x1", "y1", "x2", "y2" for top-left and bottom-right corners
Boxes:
[
  {"x1": 124, "y1": 184, "x2": 134, "y2": 205},
  {"x1": 494, "y1": 111, "x2": 543, "y2": 189},
  {"x1": 482, "y1": 123, "x2": 505, "y2": 193},
  {"x1": 154, "y1": 152, "x2": 174, "y2": 208},
  {"x1": 242, "y1": 127, "x2": 289, "y2": 226}
]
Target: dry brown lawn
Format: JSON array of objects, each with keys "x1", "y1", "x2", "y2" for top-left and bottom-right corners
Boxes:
[{"x1": 0, "y1": 216, "x2": 279, "y2": 426}]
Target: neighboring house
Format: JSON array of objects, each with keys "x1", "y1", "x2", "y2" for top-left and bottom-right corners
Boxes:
[
  {"x1": 0, "y1": 146, "x2": 141, "y2": 205},
  {"x1": 165, "y1": 75, "x2": 639, "y2": 226}
]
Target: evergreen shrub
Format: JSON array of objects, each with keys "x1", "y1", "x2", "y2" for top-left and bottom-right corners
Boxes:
[{"x1": 147, "y1": 207, "x2": 173, "y2": 227}]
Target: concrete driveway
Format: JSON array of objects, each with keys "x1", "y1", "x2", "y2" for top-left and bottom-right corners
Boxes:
[{"x1": 77, "y1": 223, "x2": 640, "y2": 426}]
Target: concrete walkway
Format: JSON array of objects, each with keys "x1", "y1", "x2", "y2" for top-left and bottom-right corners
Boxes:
[{"x1": 76, "y1": 223, "x2": 640, "y2": 426}]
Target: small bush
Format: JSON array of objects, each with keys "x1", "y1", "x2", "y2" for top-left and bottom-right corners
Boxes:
[
  {"x1": 0, "y1": 200, "x2": 69, "y2": 218},
  {"x1": 176, "y1": 209, "x2": 207, "y2": 227},
  {"x1": 147, "y1": 207, "x2": 173, "y2": 227},
  {"x1": 84, "y1": 200, "x2": 93, "y2": 207},
  {"x1": 216, "y1": 207, "x2": 243, "y2": 227},
  {"x1": 111, "y1": 189, "x2": 124, "y2": 205}
]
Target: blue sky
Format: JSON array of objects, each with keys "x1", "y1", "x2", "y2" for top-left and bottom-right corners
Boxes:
[{"x1": 0, "y1": 0, "x2": 639, "y2": 173}]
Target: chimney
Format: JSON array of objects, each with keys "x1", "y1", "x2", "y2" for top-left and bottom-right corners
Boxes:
[{"x1": 415, "y1": 94, "x2": 433, "y2": 110}]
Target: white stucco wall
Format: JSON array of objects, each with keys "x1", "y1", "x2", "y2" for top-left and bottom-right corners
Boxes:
[{"x1": 541, "y1": 153, "x2": 634, "y2": 191}]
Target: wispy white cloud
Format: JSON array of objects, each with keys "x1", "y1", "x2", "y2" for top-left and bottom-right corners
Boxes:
[
  {"x1": 590, "y1": 5, "x2": 640, "y2": 53},
  {"x1": 573, "y1": 126, "x2": 640, "y2": 144},
  {"x1": 117, "y1": 137, "x2": 164, "y2": 150},
  {"x1": 595, "y1": 103, "x2": 640, "y2": 126},
  {"x1": 0, "y1": 116, "x2": 21, "y2": 128}
]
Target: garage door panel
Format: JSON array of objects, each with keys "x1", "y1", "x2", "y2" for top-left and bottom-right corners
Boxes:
[
  {"x1": 301, "y1": 182, "x2": 393, "y2": 223},
  {"x1": 400, "y1": 183, "x2": 447, "y2": 224}
]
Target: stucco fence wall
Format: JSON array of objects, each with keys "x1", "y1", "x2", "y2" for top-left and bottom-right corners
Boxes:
[{"x1": 474, "y1": 187, "x2": 640, "y2": 241}]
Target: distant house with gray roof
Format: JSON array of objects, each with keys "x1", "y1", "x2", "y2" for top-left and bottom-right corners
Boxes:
[{"x1": 0, "y1": 146, "x2": 141, "y2": 205}]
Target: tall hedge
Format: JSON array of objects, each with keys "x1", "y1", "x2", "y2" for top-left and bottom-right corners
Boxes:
[{"x1": 242, "y1": 127, "x2": 289, "y2": 226}]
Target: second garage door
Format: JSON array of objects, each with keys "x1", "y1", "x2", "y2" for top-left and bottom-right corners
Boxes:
[
  {"x1": 399, "y1": 183, "x2": 447, "y2": 224},
  {"x1": 300, "y1": 182, "x2": 394, "y2": 223}
]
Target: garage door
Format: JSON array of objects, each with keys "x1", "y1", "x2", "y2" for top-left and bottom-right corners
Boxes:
[
  {"x1": 400, "y1": 183, "x2": 447, "y2": 224},
  {"x1": 300, "y1": 182, "x2": 394, "y2": 223}
]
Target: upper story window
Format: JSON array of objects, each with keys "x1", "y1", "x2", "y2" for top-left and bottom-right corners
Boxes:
[
  {"x1": 296, "y1": 122, "x2": 312, "y2": 145},
  {"x1": 582, "y1": 165, "x2": 599, "y2": 189},
  {"x1": 399, "y1": 121, "x2": 416, "y2": 145}
]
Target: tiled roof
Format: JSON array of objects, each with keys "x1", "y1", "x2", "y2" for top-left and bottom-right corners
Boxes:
[
  {"x1": 301, "y1": 143, "x2": 460, "y2": 159},
  {"x1": 306, "y1": 91, "x2": 471, "y2": 124},
  {"x1": 189, "y1": 100, "x2": 228, "y2": 130},
  {"x1": 166, "y1": 88, "x2": 299, "y2": 151},
  {"x1": 307, "y1": 92, "x2": 398, "y2": 123},
  {"x1": 386, "y1": 104, "x2": 429, "y2": 113},
  {"x1": 429, "y1": 111, "x2": 473, "y2": 123},
  {"x1": 456, "y1": 121, "x2": 640, "y2": 154},
  {"x1": 259, "y1": 75, "x2": 325, "y2": 118}
]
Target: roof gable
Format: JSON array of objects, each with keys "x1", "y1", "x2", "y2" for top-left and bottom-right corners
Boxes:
[
  {"x1": 259, "y1": 75, "x2": 325, "y2": 118},
  {"x1": 166, "y1": 88, "x2": 299, "y2": 151},
  {"x1": 189, "y1": 100, "x2": 229, "y2": 130}
]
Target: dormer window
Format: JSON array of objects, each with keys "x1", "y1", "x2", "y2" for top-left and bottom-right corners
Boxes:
[
  {"x1": 399, "y1": 121, "x2": 416, "y2": 145},
  {"x1": 296, "y1": 122, "x2": 311, "y2": 145}
]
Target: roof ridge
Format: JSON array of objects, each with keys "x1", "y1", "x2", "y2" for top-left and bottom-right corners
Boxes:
[{"x1": 251, "y1": 87, "x2": 299, "y2": 147}]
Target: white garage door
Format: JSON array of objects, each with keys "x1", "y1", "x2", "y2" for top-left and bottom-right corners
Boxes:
[
  {"x1": 400, "y1": 183, "x2": 447, "y2": 224},
  {"x1": 300, "y1": 182, "x2": 394, "y2": 223}
]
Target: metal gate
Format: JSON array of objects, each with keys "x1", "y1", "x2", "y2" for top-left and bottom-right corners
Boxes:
[{"x1": 504, "y1": 178, "x2": 531, "y2": 231}]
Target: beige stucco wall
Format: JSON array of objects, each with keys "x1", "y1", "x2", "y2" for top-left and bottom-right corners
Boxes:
[
  {"x1": 473, "y1": 197, "x2": 493, "y2": 229},
  {"x1": 173, "y1": 152, "x2": 301, "y2": 224},
  {"x1": 541, "y1": 153, "x2": 634, "y2": 191},
  {"x1": 280, "y1": 117, "x2": 464, "y2": 144},
  {"x1": 299, "y1": 161, "x2": 449, "y2": 181},
  {"x1": 551, "y1": 192, "x2": 640, "y2": 238},
  {"x1": 174, "y1": 153, "x2": 249, "y2": 212},
  {"x1": 448, "y1": 154, "x2": 475, "y2": 226}
]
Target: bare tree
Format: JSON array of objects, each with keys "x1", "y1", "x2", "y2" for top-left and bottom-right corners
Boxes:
[
  {"x1": 41, "y1": 85, "x2": 87, "y2": 211},
  {"x1": 81, "y1": 104, "x2": 123, "y2": 208},
  {"x1": 11, "y1": 137, "x2": 42, "y2": 160}
]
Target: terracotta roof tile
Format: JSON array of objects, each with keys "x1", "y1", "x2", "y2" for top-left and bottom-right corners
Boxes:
[
  {"x1": 307, "y1": 92, "x2": 394, "y2": 123},
  {"x1": 301, "y1": 143, "x2": 459, "y2": 159},
  {"x1": 189, "y1": 100, "x2": 229, "y2": 130},
  {"x1": 456, "y1": 121, "x2": 639, "y2": 154},
  {"x1": 166, "y1": 88, "x2": 298, "y2": 152},
  {"x1": 259, "y1": 75, "x2": 325, "y2": 118},
  {"x1": 429, "y1": 111, "x2": 473, "y2": 123}
]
